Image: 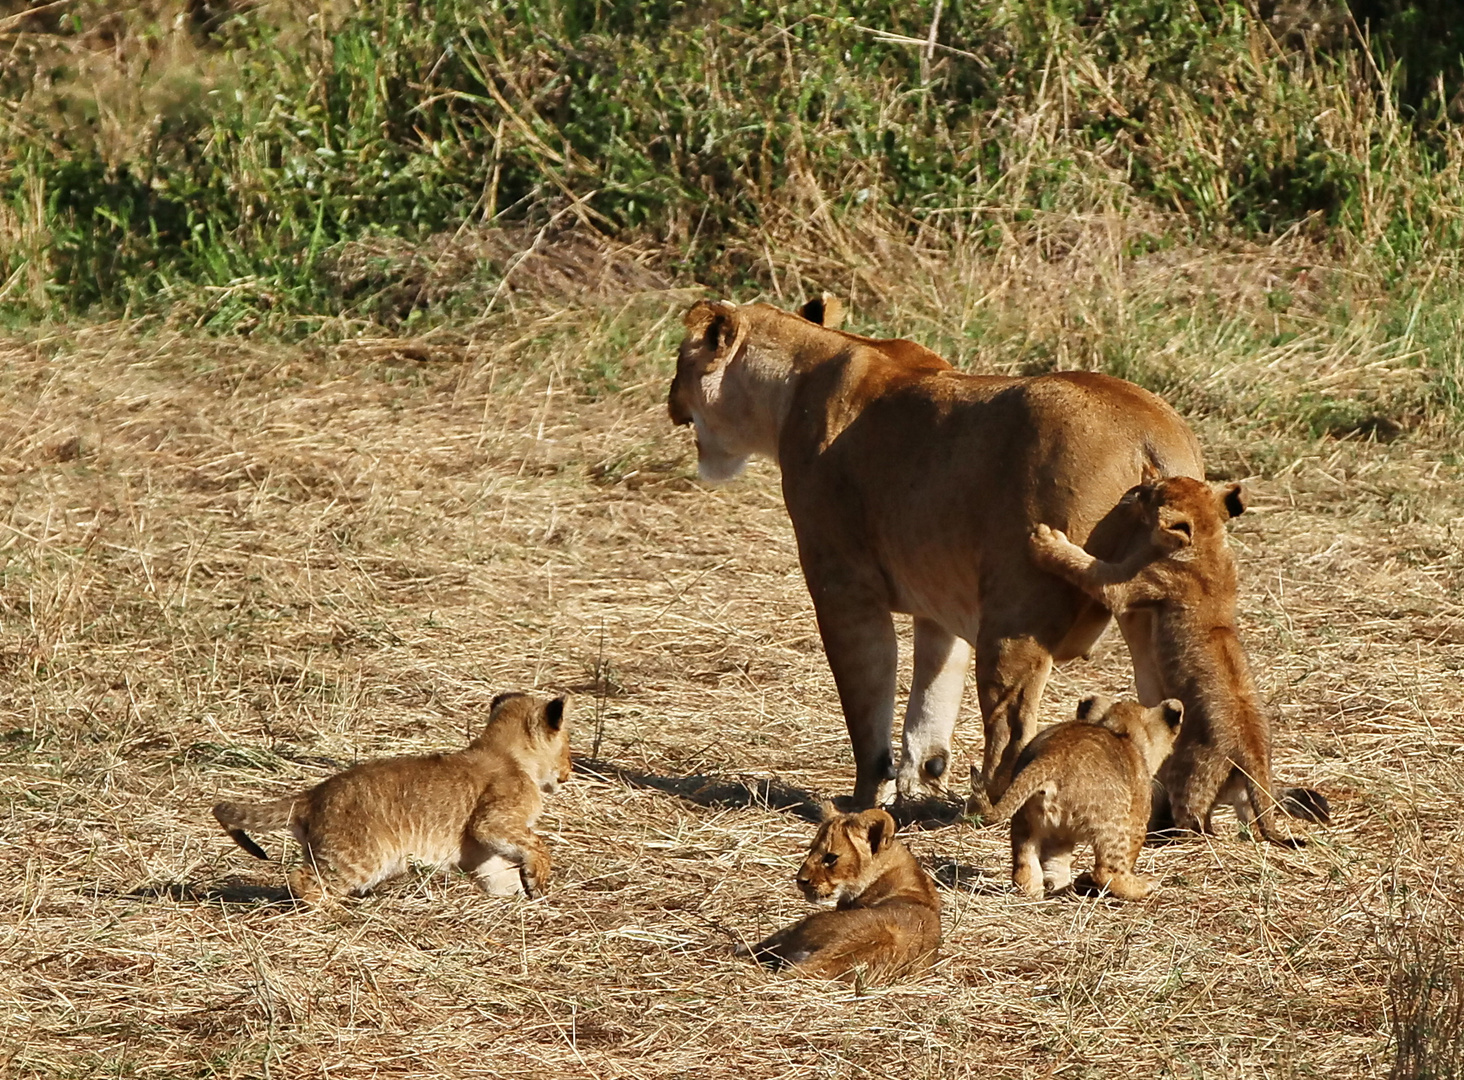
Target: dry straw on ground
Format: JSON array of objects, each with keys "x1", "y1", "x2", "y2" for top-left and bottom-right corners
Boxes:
[{"x1": 1, "y1": 237, "x2": 1462, "y2": 1077}]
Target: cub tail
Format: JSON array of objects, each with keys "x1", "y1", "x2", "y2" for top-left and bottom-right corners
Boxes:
[
  {"x1": 1238, "y1": 768, "x2": 1306, "y2": 849},
  {"x1": 987, "y1": 767, "x2": 1061, "y2": 824},
  {"x1": 212, "y1": 795, "x2": 303, "y2": 861},
  {"x1": 1280, "y1": 786, "x2": 1331, "y2": 824}
]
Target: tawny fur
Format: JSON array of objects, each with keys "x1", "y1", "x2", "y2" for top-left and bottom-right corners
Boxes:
[
  {"x1": 975, "y1": 697, "x2": 1184, "y2": 900},
  {"x1": 668, "y1": 296, "x2": 1206, "y2": 810},
  {"x1": 737, "y1": 807, "x2": 941, "y2": 983},
  {"x1": 212, "y1": 692, "x2": 571, "y2": 902},
  {"x1": 1030, "y1": 476, "x2": 1329, "y2": 847}
]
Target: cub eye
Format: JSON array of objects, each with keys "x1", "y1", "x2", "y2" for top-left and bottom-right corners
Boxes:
[{"x1": 822, "y1": 852, "x2": 839, "y2": 866}]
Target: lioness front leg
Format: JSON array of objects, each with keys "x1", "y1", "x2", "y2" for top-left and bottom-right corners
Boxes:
[
  {"x1": 811, "y1": 598, "x2": 899, "y2": 809},
  {"x1": 896, "y1": 618, "x2": 972, "y2": 800}
]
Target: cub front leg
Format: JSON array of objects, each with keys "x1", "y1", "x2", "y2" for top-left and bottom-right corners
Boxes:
[
  {"x1": 467, "y1": 808, "x2": 553, "y2": 899},
  {"x1": 810, "y1": 591, "x2": 899, "y2": 809},
  {"x1": 1029, "y1": 524, "x2": 1138, "y2": 612}
]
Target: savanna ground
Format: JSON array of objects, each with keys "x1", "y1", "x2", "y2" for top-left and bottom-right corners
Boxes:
[{"x1": 2, "y1": 228, "x2": 1464, "y2": 1079}]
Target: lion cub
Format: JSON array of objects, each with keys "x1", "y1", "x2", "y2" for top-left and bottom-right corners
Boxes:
[
  {"x1": 737, "y1": 807, "x2": 941, "y2": 983},
  {"x1": 212, "y1": 692, "x2": 570, "y2": 902},
  {"x1": 1031, "y1": 475, "x2": 1329, "y2": 846},
  {"x1": 974, "y1": 696, "x2": 1183, "y2": 900}
]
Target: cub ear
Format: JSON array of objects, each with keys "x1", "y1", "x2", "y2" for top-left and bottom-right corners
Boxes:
[
  {"x1": 1159, "y1": 698, "x2": 1185, "y2": 729},
  {"x1": 682, "y1": 300, "x2": 746, "y2": 368},
  {"x1": 799, "y1": 292, "x2": 845, "y2": 330},
  {"x1": 490, "y1": 691, "x2": 522, "y2": 713},
  {"x1": 1219, "y1": 483, "x2": 1245, "y2": 519},
  {"x1": 860, "y1": 808, "x2": 897, "y2": 854},
  {"x1": 818, "y1": 799, "x2": 840, "y2": 823},
  {"x1": 543, "y1": 696, "x2": 567, "y2": 732},
  {"x1": 1076, "y1": 693, "x2": 1113, "y2": 722},
  {"x1": 1118, "y1": 482, "x2": 1148, "y2": 505},
  {"x1": 1140, "y1": 462, "x2": 1162, "y2": 485}
]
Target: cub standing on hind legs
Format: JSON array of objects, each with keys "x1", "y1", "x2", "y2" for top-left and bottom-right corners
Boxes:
[
  {"x1": 738, "y1": 806, "x2": 941, "y2": 983},
  {"x1": 977, "y1": 696, "x2": 1183, "y2": 900},
  {"x1": 1030, "y1": 476, "x2": 1330, "y2": 847},
  {"x1": 212, "y1": 692, "x2": 571, "y2": 902}
]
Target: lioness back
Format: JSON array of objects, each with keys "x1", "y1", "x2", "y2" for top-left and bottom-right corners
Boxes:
[{"x1": 738, "y1": 807, "x2": 941, "y2": 983}]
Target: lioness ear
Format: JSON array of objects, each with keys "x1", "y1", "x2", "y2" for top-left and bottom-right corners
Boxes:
[
  {"x1": 1076, "y1": 694, "x2": 1113, "y2": 722},
  {"x1": 683, "y1": 300, "x2": 746, "y2": 369},
  {"x1": 1219, "y1": 483, "x2": 1245, "y2": 519},
  {"x1": 799, "y1": 292, "x2": 845, "y2": 330},
  {"x1": 861, "y1": 809, "x2": 896, "y2": 854},
  {"x1": 818, "y1": 799, "x2": 839, "y2": 823},
  {"x1": 543, "y1": 696, "x2": 566, "y2": 732},
  {"x1": 1159, "y1": 698, "x2": 1185, "y2": 730}
]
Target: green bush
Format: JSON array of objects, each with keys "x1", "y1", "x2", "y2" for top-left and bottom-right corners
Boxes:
[{"x1": 2, "y1": 0, "x2": 1464, "y2": 330}]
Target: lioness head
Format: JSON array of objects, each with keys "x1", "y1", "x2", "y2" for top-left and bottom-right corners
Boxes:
[
  {"x1": 796, "y1": 805, "x2": 899, "y2": 906},
  {"x1": 1123, "y1": 475, "x2": 1244, "y2": 555},
  {"x1": 1076, "y1": 694, "x2": 1184, "y2": 774},
  {"x1": 668, "y1": 296, "x2": 845, "y2": 482}
]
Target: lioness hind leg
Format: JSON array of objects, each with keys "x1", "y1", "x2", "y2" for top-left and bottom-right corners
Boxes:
[
  {"x1": 896, "y1": 618, "x2": 972, "y2": 799},
  {"x1": 974, "y1": 633, "x2": 1054, "y2": 804}
]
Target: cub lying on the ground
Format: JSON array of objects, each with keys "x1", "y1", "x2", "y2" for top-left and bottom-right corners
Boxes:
[
  {"x1": 974, "y1": 696, "x2": 1183, "y2": 900},
  {"x1": 1030, "y1": 475, "x2": 1329, "y2": 847},
  {"x1": 212, "y1": 692, "x2": 570, "y2": 902},
  {"x1": 737, "y1": 806, "x2": 941, "y2": 982}
]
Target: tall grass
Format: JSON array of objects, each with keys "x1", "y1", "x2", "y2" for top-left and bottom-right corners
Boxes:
[{"x1": 3, "y1": 0, "x2": 1464, "y2": 431}]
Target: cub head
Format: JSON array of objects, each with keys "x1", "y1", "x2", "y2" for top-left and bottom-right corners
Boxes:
[
  {"x1": 1121, "y1": 475, "x2": 1244, "y2": 556},
  {"x1": 485, "y1": 691, "x2": 571, "y2": 792},
  {"x1": 1076, "y1": 695, "x2": 1184, "y2": 774},
  {"x1": 795, "y1": 805, "x2": 899, "y2": 907}
]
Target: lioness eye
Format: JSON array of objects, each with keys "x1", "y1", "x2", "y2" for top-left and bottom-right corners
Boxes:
[{"x1": 822, "y1": 853, "x2": 839, "y2": 866}]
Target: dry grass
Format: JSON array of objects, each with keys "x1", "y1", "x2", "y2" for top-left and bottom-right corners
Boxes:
[{"x1": 1, "y1": 275, "x2": 1462, "y2": 1078}]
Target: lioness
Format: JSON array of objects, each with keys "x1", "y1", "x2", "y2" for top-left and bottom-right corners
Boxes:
[
  {"x1": 737, "y1": 806, "x2": 941, "y2": 982},
  {"x1": 668, "y1": 296, "x2": 1204, "y2": 808},
  {"x1": 1031, "y1": 477, "x2": 1330, "y2": 846},
  {"x1": 981, "y1": 695, "x2": 1183, "y2": 899},
  {"x1": 213, "y1": 692, "x2": 571, "y2": 901}
]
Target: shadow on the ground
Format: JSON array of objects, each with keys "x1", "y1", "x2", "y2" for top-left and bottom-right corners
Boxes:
[
  {"x1": 931, "y1": 861, "x2": 1008, "y2": 895},
  {"x1": 122, "y1": 877, "x2": 294, "y2": 906},
  {"x1": 572, "y1": 758, "x2": 971, "y2": 830}
]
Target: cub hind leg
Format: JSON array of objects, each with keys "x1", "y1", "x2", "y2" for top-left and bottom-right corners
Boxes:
[
  {"x1": 1039, "y1": 838, "x2": 1077, "y2": 894},
  {"x1": 1080, "y1": 812, "x2": 1157, "y2": 900},
  {"x1": 1009, "y1": 807, "x2": 1046, "y2": 899}
]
